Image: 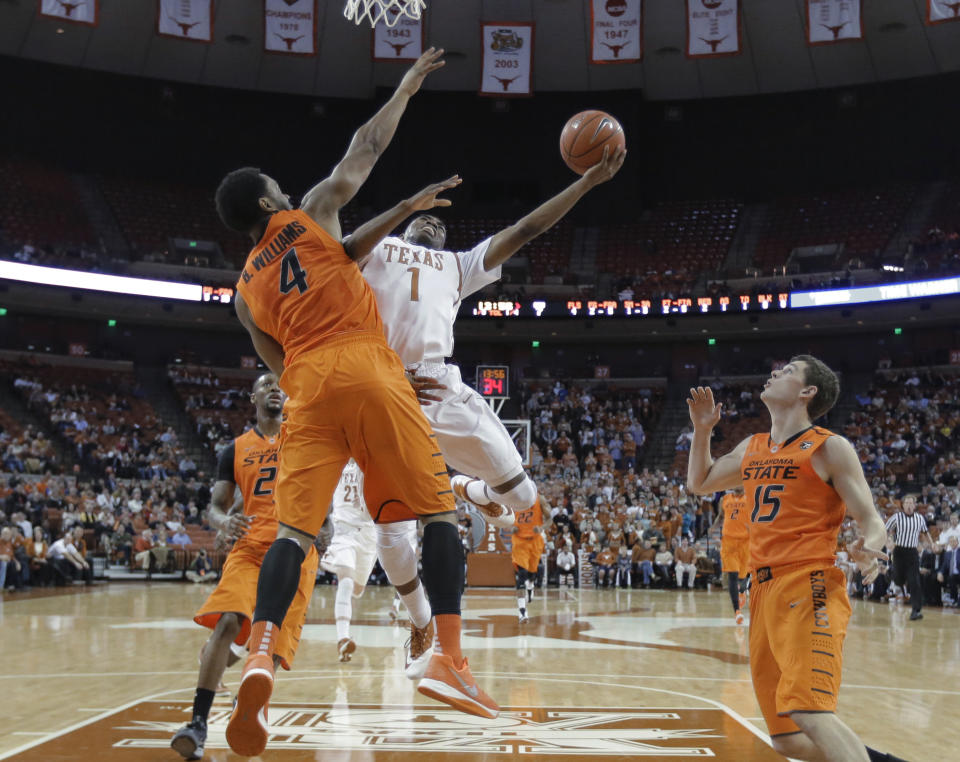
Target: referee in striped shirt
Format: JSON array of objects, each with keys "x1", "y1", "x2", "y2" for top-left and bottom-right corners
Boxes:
[{"x1": 885, "y1": 495, "x2": 933, "y2": 621}]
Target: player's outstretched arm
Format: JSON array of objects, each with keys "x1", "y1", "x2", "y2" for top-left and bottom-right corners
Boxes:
[
  {"x1": 342, "y1": 175, "x2": 461, "y2": 262},
  {"x1": 685, "y1": 386, "x2": 748, "y2": 495},
  {"x1": 820, "y1": 436, "x2": 888, "y2": 583},
  {"x1": 235, "y1": 292, "x2": 285, "y2": 377},
  {"x1": 300, "y1": 47, "x2": 445, "y2": 237},
  {"x1": 482, "y1": 144, "x2": 626, "y2": 271}
]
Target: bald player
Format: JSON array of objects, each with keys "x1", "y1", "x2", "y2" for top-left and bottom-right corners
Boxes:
[{"x1": 171, "y1": 373, "x2": 318, "y2": 761}]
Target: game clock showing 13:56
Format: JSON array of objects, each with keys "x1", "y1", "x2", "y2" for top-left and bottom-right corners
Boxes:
[{"x1": 476, "y1": 365, "x2": 510, "y2": 398}]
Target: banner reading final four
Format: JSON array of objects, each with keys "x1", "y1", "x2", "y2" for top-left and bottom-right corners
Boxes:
[
  {"x1": 40, "y1": 0, "x2": 97, "y2": 25},
  {"x1": 591, "y1": 0, "x2": 642, "y2": 64},
  {"x1": 265, "y1": 0, "x2": 317, "y2": 55},
  {"x1": 807, "y1": 0, "x2": 862, "y2": 44},
  {"x1": 480, "y1": 23, "x2": 534, "y2": 97},
  {"x1": 372, "y1": 16, "x2": 423, "y2": 61},
  {"x1": 928, "y1": 0, "x2": 960, "y2": 24},
  {"x1": 686, "y1": 0, "x2": 740, "y2": 58},
  {"x1": 157, "y1": 0, "x2": 213, "y2": 41}
]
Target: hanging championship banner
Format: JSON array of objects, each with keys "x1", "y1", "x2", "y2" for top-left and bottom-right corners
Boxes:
[
  {"x1": 480, "y1": 23, "x2": 534, "y2": 97},
  {"x1": 686, "y1": 0, "x2": 740, "y2": 58},
  {"x1": 264, "y1": 0, "x2": 316, "y2": 55},
  {"x1": 807, "y1": 0, "x2": 862, "y2": 44},
  {"x1": 39, "y1": 0, "x2": 98, "y2": 26},
  {"x1": 927, "y1": 0, "x2": 960, "y2": 24},
  {"x1": 372, "y1": 16, "x2": 423, "y2": 61},
  {"x1": 591, "y1": 0, "x2": 642, "y2": 64},
  {"x1": 157, "y1": 0, "x2": 213, "y2": 42}
]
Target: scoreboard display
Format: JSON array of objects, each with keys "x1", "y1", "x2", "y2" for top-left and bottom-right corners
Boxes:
[{"x1": 476, "y1": 365, "x2": 509, "y2": 398}]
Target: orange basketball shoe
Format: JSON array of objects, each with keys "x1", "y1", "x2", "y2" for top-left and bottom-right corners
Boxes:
[
  {"x1": 417, "y1": 652, "x2": 499, "y2": 719},
  {"x1": 225, "y1": 653, "x2": 274, "y2": 757}
]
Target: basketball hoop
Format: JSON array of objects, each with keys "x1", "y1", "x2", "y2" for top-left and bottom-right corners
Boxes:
[{"x1": 343, "y1": 0, "x2": 426, "y2": 28}]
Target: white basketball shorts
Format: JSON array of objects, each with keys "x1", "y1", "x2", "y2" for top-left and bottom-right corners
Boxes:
[{"x1": 320, "y1": 521, "x2": 378, "y2": 594}]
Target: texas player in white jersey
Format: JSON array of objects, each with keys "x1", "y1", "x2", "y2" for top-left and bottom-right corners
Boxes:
[
  {"x1": 322, "y1": 459, "x2": 433, "y2": 675},
  {"x1": 344, "y1": 148, "x2": 626, "y2": 521}
]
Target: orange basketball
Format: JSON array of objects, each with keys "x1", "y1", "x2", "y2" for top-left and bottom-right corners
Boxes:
[{"x1": 559, "y1": 110, "x2": 626, "y2": 175}]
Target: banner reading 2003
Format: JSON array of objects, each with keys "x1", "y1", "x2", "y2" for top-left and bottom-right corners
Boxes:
[{"x1": 480, "y1": 23, "x2": 534, "y2": 97}]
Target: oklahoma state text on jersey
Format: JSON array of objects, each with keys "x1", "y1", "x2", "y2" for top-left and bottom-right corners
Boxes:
[
  {"x1": 740, "y1": 426, "x2": 845, "y2": 570},
  {"x1": 514, "y1": 497, "x2": 544, "y2": 541},
  {"x1": 720, "y1": 493, "x2": 750, "y2": 541},
  {"x1": 228, "y1": 427, "x2": 281, "y2": 551},
  {"x1": 236, "y1": 210, "x2": 383, "y2": 365}
]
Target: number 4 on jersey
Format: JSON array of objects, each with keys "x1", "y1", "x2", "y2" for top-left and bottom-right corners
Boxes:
[{"x1": 279, "y1": 248, "x2": 309, "y2": 295}]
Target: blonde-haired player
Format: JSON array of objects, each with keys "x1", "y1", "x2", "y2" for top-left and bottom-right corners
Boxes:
[
  {"x1": 323, "y1": 459, "x2": 433, "y2": 677},
  {"x1": 341, "y1": 148, "x2": 626, "y2": 539}
]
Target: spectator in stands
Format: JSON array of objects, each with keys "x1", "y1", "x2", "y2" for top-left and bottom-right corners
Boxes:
[
  {"x1": 616, "y1": 544, "x2": 632, "y2": 587},
  {"x1": 940, "y1": 513, "x2": 960, "y2": 547},
  {"x1": 0, "y1": 526, "x2": 24, "y2": 591},
  {"x1": 179, "y1": 455, "x2": 197, "y2": 479},
  {"x1": 594, "y1": 546, "x2": 616, "y2": 587},
  {"x1": 186, "y1": 548, "x2": 216, "y2": 584},
  {"x1": 556, "y1": 541, "x2": 576, "y2": 587},
  {"x1": 632, "y1": 539, "x2": 656, "y2": 588},
  {"x1": 26, "y1": 526, "x2": 50, "y2": 586},
  {"x1": 170, "y1": 524, "x2": 191, "y2": 548},
  {"x1": 674, "y1": 537, "x2": 697, "y2": 589},
  {"x1": 46, "y1": 530, "x2": 92, "y2": 585},
  {"x1": 938, "y1": 536, "x2": 960, "y2": 606},
  {"x1": 654, "y1": 543, "x2": 673, "y2": 585},
  {"x1": 133, "y1": 528, "x2": 154, "y2": 570}
]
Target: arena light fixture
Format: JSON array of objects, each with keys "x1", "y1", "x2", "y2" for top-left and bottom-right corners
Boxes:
[{"x1": 0, "y1": 261, "x2": 204, "y2": 302}]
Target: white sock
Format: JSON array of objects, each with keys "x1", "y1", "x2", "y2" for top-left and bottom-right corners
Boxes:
[
  {"x1": 489, "y1": 475, "x2": 538, "y2": 512},
  {"x1": 399, "y1": 581, "x2": 432, "y2": 630},
  {"x1": 392, "y1": 592, "x2": 402, "y2": 612},
  {"x1": 465, "y1": 479, "x2": 492, "y2": 505},
  {"x1": 335, "y1": 578, "x2": 354, "y2": 640},
  {"x1": 517, "y1": 595, "x2": 526, "y2": 614}
]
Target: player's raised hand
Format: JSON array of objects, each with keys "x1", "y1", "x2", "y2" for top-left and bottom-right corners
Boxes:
[
  {"x1": 581, "y1": 145, "x2": 627, "y2": 188},
  {"x1": 398, "y1": 47, "x2": 445, "y2": 96},
  {"x1": 687, "y1": 386, "x2": 722, "y2": 430},
  {"x1": 222, "y1": 512, "x2": 254, "y2": 541},
  {"x1": 407, "y1": 175, "x2": 462, "y2": 212},
  {"x1": 848, "y1": 536, "x2": 888, "y2": 585}
]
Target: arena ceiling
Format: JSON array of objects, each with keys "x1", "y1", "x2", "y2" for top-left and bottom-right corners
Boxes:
[{"x1": 1, "y1": 0, "x2": 959, "y2": 100}]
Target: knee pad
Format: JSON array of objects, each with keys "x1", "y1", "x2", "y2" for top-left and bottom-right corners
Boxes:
[
  {"x1": 490, "y1": 474, "x2": 538, "y2": 511},
  {"x1": 375, "y1": 523, "x2": 419, "y2": 586}
]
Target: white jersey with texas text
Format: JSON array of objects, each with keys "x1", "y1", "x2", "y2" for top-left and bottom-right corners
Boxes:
[
  {"x1": 330, "y1": 459, "x2": 372, "y2": 532},
  {"x1": 360, "y1": 235, "x2": 501, "y2": 366}
]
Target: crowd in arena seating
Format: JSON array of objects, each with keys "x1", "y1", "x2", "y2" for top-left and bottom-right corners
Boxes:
[{"x1": 168, "y1": 365, "x2": 256, "y2": 457}]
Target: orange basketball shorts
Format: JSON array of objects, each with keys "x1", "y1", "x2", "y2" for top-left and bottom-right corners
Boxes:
[
  {"x1": 749, "y1": 562, "x2": 851, "y2": 736},
  {"x1": 193, "y1": 542, "x2": 318, "y2": 670},
  {"x1": 720, "y1": 535, "x2": 750, "y2": 577},
  {"x1": 277, "y1": 331, "x2": 456, "y2": 537},
  {"x1": 512, "y1": 533, "x2": 545, "y2": 574}
]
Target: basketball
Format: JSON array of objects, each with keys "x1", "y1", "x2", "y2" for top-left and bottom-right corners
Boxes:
[{"x1": 559, "y1": 110, "x2": 626, "y2": 175}]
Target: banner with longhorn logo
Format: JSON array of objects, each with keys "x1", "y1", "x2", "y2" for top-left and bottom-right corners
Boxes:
[
  {"x1": 480, "y1": 23, "x2": 534, "y2": 97},
  {"x1": 157, "y1": 0, "x2": 213, "y2": 42},
  {"x1": 685, "y1": 0, "x2": 740, "y2": 58},
  {"x1": 265, "y1": 0, "x2": 317, "y2": 55},
  {"x1": 927, "y1": 0, "x2": 960, "y2": 24},
  {"x1": 372, "y1": 15, "x2": 423, "y2": 61},
  {"x1": 39, "y1": 0, "x2": 98, "y2": 26},
  {"x1": 591, "y1": 0, "x2": 642, "y2": 64},
  {"x1": 806, "y1": 0, "x2": 862, "y2": 44}
]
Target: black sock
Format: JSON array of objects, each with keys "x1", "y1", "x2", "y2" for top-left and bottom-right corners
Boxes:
[
  {"x1": 192, "y1": 687, "x2": 215, "y2": 724},
  {"x1": 727, "y1": 572, "x2": 740, "y2": 612},
  {"x1": 252, "y1": 538, "x2": 306, "y2": 626},
  {"x1": 420, "y1": 521, "x2": 463, "y2": 616}
]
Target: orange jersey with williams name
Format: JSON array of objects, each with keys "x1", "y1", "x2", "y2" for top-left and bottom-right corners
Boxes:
[
  {"x1": 720, "y1": 492, "x2": 749, "y2": 541},
  {"x1": 236, "y1": 210, "x2": 383, "y2": 366},
  {"x1": 514, "y1": 497, "x2": 544, "y2": 541},
  {"x1": 741, "y1": 426, "x2": 845, "y2": 570},
  {"x1": 220, "y1": 427, "x2": 281, "y2": 551}
]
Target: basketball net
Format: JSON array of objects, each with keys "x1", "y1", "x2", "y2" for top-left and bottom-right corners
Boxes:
[{"x1": 343, "y1": 0, "x2": 426, "y2": 28}]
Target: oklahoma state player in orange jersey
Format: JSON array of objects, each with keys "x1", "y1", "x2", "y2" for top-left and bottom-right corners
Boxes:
[
  {"x1": 715, "y1": 489, "x2": 750, "y2": 624},
  {"x1": 686, "y1": 356, "x2": 906, "y2": 762},
  {"x1": 511, "y1": 492, "x2": 550, "y2": 623},
  {"x1": 214, "y1": 49, "x2": 498, "y2": 758},
  {"x1": 171, "y1": 373, "x2": 318, "y2": 761}
]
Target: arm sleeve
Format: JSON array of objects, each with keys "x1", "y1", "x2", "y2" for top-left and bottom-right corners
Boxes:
[
  {"x1": 457, "y1": 238, "x2": 501, "y2": 298},
  {"x1": 217, "y1": 442, "x2": 236, "y2": 484}
]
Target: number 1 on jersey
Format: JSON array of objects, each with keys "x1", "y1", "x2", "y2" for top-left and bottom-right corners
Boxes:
[
  {"x1": 280, "y1": 248, "x2": 309, "y2": 295},
  {"x1": 406, "y1": 266, "x2": 421, "y2": 302}
]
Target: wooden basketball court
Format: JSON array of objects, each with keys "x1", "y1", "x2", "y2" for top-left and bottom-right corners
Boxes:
[{"x1": 0, "y1": 583, "x2": 951, "y2": 760}]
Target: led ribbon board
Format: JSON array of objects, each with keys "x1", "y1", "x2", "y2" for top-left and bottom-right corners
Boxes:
[
  {"x1": 0, "y1": 262, "x2": 204, "y2": 302},
  {"x1": 790, "y1": 276, "x2": 960, "y2": 309}
]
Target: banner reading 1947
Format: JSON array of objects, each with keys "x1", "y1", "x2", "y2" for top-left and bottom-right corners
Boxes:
[{"x1": 591, "y1": 0, "x2": 643, "y2": 64}]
